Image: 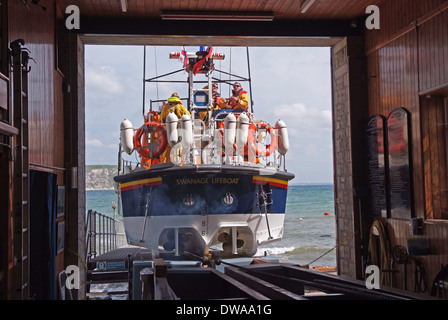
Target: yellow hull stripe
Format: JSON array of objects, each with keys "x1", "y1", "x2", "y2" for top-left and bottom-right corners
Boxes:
[
  {"x1": 121, "y1": 177, "x2": 163, "y2": 191},
  {"x1": 252, "y1": 176, "x2": 288, "y2": 188}
]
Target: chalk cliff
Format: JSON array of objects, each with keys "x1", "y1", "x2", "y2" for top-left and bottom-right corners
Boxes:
[{"x1": 85, "y1": 165, "x2": 118, "y2": 190}]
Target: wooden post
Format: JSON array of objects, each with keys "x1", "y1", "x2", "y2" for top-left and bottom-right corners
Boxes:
[{"x1": 140, "y1": 268, "x2": 154, "y2": 300}]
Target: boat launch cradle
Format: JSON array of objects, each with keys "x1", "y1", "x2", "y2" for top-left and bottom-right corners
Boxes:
[{"x1": 85, "y1": 246, "x2": 423, "y2": 300}]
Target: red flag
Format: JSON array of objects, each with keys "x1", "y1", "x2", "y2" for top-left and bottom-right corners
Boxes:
[
  {"x1": 192, "y1": 46, "x2": 213, "y2": 75},
  {"x1": 179, "y1": 46, "x2": 187, "y2": 68}
]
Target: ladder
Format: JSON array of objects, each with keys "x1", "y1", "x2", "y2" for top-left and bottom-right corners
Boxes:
[{"x1": 10, "y1": 39, "x2": 30, "y2": 300}]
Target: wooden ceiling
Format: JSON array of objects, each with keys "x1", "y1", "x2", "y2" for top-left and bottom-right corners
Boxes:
[{"x1": 56, "y1": 0, "x2": 386, "y2": 21}]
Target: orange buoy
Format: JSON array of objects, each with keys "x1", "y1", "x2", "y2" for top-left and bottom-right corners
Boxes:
[{"x1": 324, "y1": 212, "x2": 330, "y2": 216}]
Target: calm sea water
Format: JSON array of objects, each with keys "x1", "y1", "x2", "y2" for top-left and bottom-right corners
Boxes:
[{"x1": 86, "y1": 184, "x2": 336, "y2": 268}]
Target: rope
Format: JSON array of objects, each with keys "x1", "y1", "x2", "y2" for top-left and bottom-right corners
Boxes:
[
  {"x1": 67, "y1": 247, "x2": 88, "y2": 271},
  {"x1": 302, "y1": 231, "x2": 357, "y2": 268},
  {"x1": 367, "y1": 219, "x2": 391, "y2": 286}
]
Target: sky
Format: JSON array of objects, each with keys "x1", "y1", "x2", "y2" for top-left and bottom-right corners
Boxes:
[{"x1": 85, "y1": 45, "x2": 333, "y2": 184}]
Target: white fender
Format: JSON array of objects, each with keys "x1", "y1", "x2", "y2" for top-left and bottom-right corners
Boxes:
[
  {"x1": 180, "y1": 114, "x2": 193, "y2": 151},
  {"x1": 276, "y1": 119, "x2": 289, "y2": 155},
  {"x1": 236, "y1": 113, "x2": 249, "y2": 150},
  {"x1": 224, "y1": 113, "x2": 236, "y2": 150},
  {"x1": 120, "y1": 118, "x2": 134, "y2": 155},
  {"x1": 166, "y1": 112, "x2": 179, "y2": 146}
]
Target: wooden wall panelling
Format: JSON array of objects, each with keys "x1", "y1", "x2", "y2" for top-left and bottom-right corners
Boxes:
[
  {"x1": 56, "y1": 0, "x2": 388, "y2": 20},
  {"x1": 421, "y1": 97, "x2": 434, "y2": 219},
  {"x1": 429, "y1": 97, "x2": 441, "y2": 218},
  {"x1": 408, "y1": 29, "x2": 425, "y2": 219},
  {"x1": 8, "y1": 0, "x2": 67, "y2": 299},
  {"x1": 367, "y1": 51, "x2": 380, "y2": 116},
  {"x1": 365, "y1": 0, "x2": 448, "y2": 296},
  {"x1": 8, "y1": 0, "x2": 62, "y2": 169},
  {"x1": 443, "y1": 9, "x2": 448, "y2": 85},
  {"x1": 421, "y1": 96, "x2": 448, "y2": 220},
  {"x1": 368, "y1": 29, "x2": 425, "y2": 217},
  {"x1": 54, "y1": 70, "x2": 65, "y2": 170},
  {"x1": 436, "y1": 98, "x2": 448, "y2": 219},
  {"x1": 418, "y1": 2, "x2": 448, "y2": 93}
]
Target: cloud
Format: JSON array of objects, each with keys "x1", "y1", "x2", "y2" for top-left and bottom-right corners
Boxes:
[
  {"x1": 85, "y1": 65, "x2": 124, "y2": 95},
  {"x1": 86, "y1": 137, "x2": 102, "y2": 147},
  {"x1": 269, "y1": 102, "x2": 332, "y2": 139}
]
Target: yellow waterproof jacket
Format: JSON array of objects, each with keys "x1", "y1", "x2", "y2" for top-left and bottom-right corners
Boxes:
[
  {"x1": 230, "y1": 90, "x2": 249, "y2": 111},
  {"x1": 161, "y1": 97, "x2": 191, "y2": 122},
  {"x1": 215, "y1": 96, "x2": 228, "y2": 109}
]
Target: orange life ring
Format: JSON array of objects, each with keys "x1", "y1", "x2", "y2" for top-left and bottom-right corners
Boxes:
[
  {"x1": 133, "y1": 122, "x2": 168, "y2": 160},
  {"x1": 247, "y1": 121, "x2": 278, "y2": 157}
]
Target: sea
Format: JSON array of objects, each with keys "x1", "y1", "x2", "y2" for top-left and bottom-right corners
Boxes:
[{"x1": 86, "y1": 183, "x2": 336, "y2": 268}]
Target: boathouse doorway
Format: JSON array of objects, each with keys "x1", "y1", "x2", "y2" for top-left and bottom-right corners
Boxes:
[
  {"x1": 67, "y1": 34, "x2": 365, "y2": 297},
  {"x1": 84, "y1": 44, "x2": 337, "y2": 268}
]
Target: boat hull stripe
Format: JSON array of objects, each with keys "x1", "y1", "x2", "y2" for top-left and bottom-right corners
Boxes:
[
  {"x1": 252, "y1": 176, "x2": 288, "y2": 189},
  {"x1": 120, "y1": 177, "x2": 163, "y2": 191}
]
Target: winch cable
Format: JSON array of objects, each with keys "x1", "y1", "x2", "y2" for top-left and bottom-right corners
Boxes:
[{"x1": 302, "y1": 231, "x2": 357, "y2": 268}]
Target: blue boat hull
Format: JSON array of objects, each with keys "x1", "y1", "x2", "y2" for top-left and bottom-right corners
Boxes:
[{"x1": 114, "y1": 164, "x2": 294, "y2": 257}]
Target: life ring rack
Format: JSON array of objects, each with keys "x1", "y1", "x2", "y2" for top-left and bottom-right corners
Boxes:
[
  {"x1": 248, "y1": 120, "x2": 278, "y2": 157},
  {"x1": 133, "y1": 122, "x2": 168, "y2": 160}
]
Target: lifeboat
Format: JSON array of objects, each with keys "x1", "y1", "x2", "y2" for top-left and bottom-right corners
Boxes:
[{"x1": 114, "y1": 46, "x2": 294, "y2": 260}]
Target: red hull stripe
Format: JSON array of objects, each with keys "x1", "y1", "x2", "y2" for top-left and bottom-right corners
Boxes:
[{"x1": 252, "y1": 176, "x2": 288, "y2": 189}]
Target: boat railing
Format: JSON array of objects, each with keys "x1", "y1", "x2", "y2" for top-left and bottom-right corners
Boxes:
[
  {"x1": 117, "y1": 114, "x2": 287, "y2": 175},
  {"x1": 85, "y1": 209, "x2": 126, "y2": 262}
]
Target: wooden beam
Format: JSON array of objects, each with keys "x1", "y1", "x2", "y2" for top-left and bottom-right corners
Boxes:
[
  {"x1": 81, "y1": 34, "x2": 343, "y2": 47},
  {"x1": 77, "y1": 17, "x2": 364, "y2": 39}
]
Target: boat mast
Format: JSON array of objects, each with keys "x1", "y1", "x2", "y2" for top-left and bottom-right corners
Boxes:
[
  {"x1": 246, "y1": 47, "x2": 254, "y2": 113},
  {"x1": 142, "y1": 45, "x2": 146, "y2": 115}
]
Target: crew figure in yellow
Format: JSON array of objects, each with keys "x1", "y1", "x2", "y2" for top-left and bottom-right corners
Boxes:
[
  {"x1": 161, "y1": 93, "x2": 191, "y2": 123},
  {"x1": 160, "y1": 93, "x2": 191, "y2": 163},
  {"x1": 228, "y1": 82, "x2": 249, "y2": 111}
]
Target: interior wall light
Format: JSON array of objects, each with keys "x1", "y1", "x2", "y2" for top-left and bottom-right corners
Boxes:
[
  {"x1": 300, "y1": 0, "x2": 316, "y2": 13},
  {"x1": 161, "y1": 11, "x2": 274, "y2": 22},
  {"x1": 120, "y1": 0, "x2": 128, "y2": 13}
]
